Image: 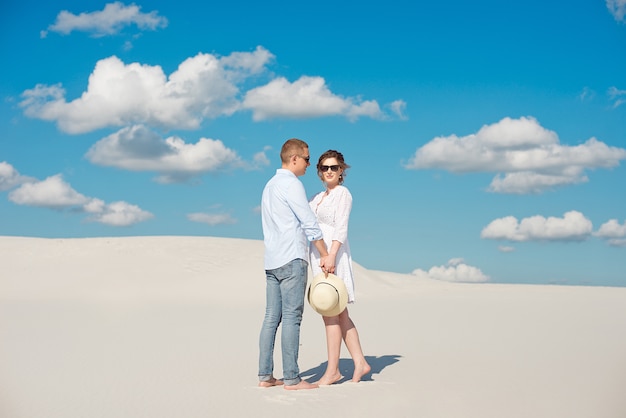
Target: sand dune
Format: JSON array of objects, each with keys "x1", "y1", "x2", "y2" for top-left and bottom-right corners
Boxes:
[{"x1": 1, "y1": 236, "x2": 625, "y2": 418}]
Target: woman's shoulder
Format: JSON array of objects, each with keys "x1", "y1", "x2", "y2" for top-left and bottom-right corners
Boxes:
[
  {"x1": 331, "y1": 185, "x2": 352, "y2": 202},
  {"x1": 335, "y1": 185, "x2": 352, "y2": 196}
]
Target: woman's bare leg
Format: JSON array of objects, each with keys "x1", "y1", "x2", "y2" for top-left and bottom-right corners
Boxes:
[
  {"x1": 317, "y1": 315, "x2": 343, "y2": 385},
  {"x1": 338, "y1": 308, "x2": 371, "y2": 382},
  {"x1": 317, "y1": 308, "x2": 371, "y2": 384}
]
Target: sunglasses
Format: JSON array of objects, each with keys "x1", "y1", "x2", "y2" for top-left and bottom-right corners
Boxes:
[
  {"x1": 320, "y1": 165, "x2": 340, "y2": 172},
  {"x1": 297, "y1": 155, "x2": 310, "y2": 163}
]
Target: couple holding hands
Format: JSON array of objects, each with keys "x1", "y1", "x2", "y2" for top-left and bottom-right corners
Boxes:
[{"x1": 258, "y1": 138, "x2": 371, "y2": 390}]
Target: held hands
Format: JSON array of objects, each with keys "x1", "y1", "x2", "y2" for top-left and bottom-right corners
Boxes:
[
  {"x1": 320, "y1": 240, "x2": 340, "y2": 277},
  {"x1": 319, "y1": 254, "x2": 336, "y2": 277},
  {"x1": 313, "y1": 239, "x2": 337, "y2": 277}
]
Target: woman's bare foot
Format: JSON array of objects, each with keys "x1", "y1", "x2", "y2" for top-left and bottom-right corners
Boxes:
[
  {"x1": 352, "y1": 362, "x2": 371, "y2": 383},
  {"x1": 284, "y1": 380, "x2": 319, "y2": 390},
  {"x1": 258, "y1": 377, "x2": 283, "y2": 388},
  {"x1": 316, "y1": 371, "x2": 343, "y2": 386}
]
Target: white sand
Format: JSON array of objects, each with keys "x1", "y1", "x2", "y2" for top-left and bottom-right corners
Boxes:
[{"x1": 1, "y1": 236, "x2": 625, "y2": 418}]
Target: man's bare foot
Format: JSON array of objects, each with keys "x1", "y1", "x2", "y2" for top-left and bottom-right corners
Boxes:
[
  {"x1": 258, "y1": 377, "x2": 283, "y2": 388},
  {"x1": 284, "y1": 380, "x2": 319, "y2": 390},
  {"x1": 316, "y1": 371, "x2": 343, "y2": 386},
  {"x1": 352, "y1": 362, "x2": 371, "y2": 383}
]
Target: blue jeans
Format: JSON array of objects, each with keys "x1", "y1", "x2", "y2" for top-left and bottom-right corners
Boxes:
[{"x1": 258, "y1": 258, "x2": 308, "y2": 386}]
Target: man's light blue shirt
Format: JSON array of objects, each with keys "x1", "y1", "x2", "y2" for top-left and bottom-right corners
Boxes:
[{"x1": 261, "y1": 169, "x2": 323, "y2": 270}]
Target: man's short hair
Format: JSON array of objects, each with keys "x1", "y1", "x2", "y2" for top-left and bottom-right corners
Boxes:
[{"x1": 280, "y1": 138, "x2": 309, "y2": 163}]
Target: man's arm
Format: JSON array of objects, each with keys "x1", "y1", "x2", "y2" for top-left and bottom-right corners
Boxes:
[{"x1": 312, "y1": 239, "x2": 331, "y2": 276}]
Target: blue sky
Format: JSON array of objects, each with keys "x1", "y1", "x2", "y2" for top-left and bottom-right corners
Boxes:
[{"x1": 1, "y1": 0, "x2": 625, "y2": 286}]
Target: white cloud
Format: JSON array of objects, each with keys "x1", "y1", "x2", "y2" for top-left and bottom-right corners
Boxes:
[
  {"x1": 8, "y1": 174, "x2": 91, "y2": 208},
  {"x1": 0, "y1": 162, "x2": 35, "y2": 191},
  {"x1": 388, "y1": 100, "x2": 408, "y2": 120},
  {"x1": 187, "y1": 212, "x2": 237, "y2": 226},
  {"x1": 242, "y1": 76, "x2": 383, "y2": 121},
  {"x1": 578, "y1": 87, "x2": 595, "y2": 102},
  {"x1": 488, "y1": 169, "x2": 589, "y2": 194},
  {"x1": 404, "y1": 116, "x2": 626, "y2": 194},
  {"x1": 411, "y1": 258, "x2": 489, "y2": 283},
  {"x1": 20, "y1": 47, "x2": 397, "y2": 130},
  {"x1": 44, "y1": 2, "x2": 168, "y2": 37},
  {"x1": 594, "y1": 219, "x2": 626, "y2": 247},
  {"x1": 20, "y1": 47, "x2": 274, "y2": 134},
  {"x1": 85, "y1": 125, "x2": 251, "y2": 183},
  {"x1": 608, "y1": 86, "x2": 626, "y2": 109},
  {"x1": 447, "y1": 258, "x2": 464, "y2": 267},
  {"x1": 595, "y1": 219, "x2": 626, "y2": 238},
  {"x1": 252, "y1": 146, "x2": 272, "y2": 168},
  {"x1": 7, "y1": 174, "x2": 152, "y2": 226},
  {"x1": 86, "y1": 200, "x2": 154, "y2": 226},
  {"x1": 481, "y1": 210, "x2": 593, "y2": 242},
  {"x1": 498, "y1": 245, "x2": 515, "y2": 253},
  {"x1": 607, "y1": 0, "x2": 626, "y2": 22}
]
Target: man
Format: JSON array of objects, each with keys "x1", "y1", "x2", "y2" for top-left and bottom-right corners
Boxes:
[{"x1": 258, "y1": 138, "x2": 330, "y2": 390}]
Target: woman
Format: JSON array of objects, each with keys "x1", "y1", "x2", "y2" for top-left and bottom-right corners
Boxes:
[{"x1": 309, "y1": 149, "x2": 371, "y2": 385}]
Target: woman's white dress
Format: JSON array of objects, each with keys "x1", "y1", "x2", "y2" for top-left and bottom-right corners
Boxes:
[{"x1": 308, "y1": 185, "x2": 355, "y2": 303}]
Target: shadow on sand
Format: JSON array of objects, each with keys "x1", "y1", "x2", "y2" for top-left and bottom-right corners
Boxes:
[{"x1": 301, "y1": 354, "x2": 402, "y2": 384}]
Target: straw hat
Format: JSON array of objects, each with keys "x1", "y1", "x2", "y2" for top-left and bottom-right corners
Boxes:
[{"x1": 307, "y1": 272, "x2": 348, "y2": 316}]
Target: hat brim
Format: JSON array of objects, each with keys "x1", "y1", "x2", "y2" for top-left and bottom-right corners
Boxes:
[{"x1": 307, "y1": 272, "x2": 349, "y2": 317}]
